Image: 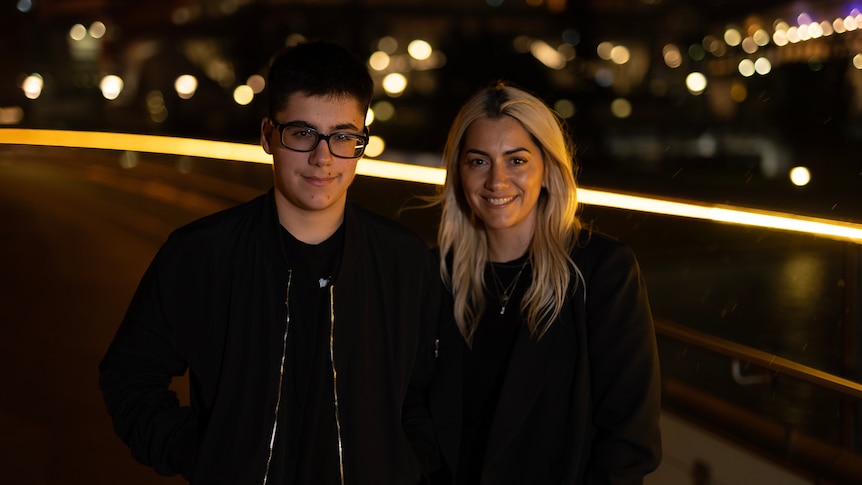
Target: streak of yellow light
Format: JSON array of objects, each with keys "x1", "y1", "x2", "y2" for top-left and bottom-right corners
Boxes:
[
  {"x1": 0, "y1": 129, "x2": 446, "y2": 184},
  {"x1": 1, "y1": 129, "x2": 272, "y2": 164},
  {"x1": 2, "y1": 129, "x2": 860, "y2": 243},
  {"x1": 577, "y1": 189, "x2": 862, "y2": 243}
]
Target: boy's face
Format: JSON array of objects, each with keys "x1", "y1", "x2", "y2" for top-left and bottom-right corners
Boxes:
[{"x1": 261, "y1": 92, "x2": 366, "y2": 223}]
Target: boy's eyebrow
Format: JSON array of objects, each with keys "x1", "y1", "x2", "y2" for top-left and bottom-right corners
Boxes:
[{"x1": 282, "y1": 119, "x2": 362, "y2": 132}]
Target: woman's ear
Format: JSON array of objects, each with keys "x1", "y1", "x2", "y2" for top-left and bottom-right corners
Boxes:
[{"x1": 260, "y1": 118, "x2": 273, "y2": 155}]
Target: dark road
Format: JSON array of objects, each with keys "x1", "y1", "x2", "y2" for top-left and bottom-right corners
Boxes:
[{"x1": 0, "y1": 146, "x2": 258, "y2": 484}]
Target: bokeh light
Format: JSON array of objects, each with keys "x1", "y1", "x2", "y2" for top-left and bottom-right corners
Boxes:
[
  {"x1": 553, "y1": 99, "x2": 576, "y2": 118},
  {"x1": 686, "y1": 72, "x2": 707, "y2": 94},
  {"x1": 372, "y1": 100, "x2": 395, "y2": 122},
  {"x1": 663, "y1": 44, "x2": 682, "y2": 68},
  {"x1": 382, "y1": 73, "x2": 407, "y2": 96},
  {"x1": 610, "y1": 45, "x2": 631, "y2": 64},
  {"x1": 369, "y1": 51, "x2": 391, "y2": 71},
  {"x1": 22, "y1": 74, "x2": 43, "y2": 99},
  {"x1": 365, "y1": 136, "x2": 385, "y2": 158},
  {"x1": 233, "y1": 85, "x2": 254, "y2": 105},
  {"x1": 789, "y1": 166, "x2": 811, "y2": 186},
  {"x1": 247, "y1": 74, "x2": 265, "y2": 94},
  {"x1": 610, "y1": 98, "x2": 632, "y2": 118},
  {"x1": 69, "y1": 24, "x2": 87, "y2": 41},
  {"x1": 407, "y1": 40, "x2": 432, "y2": 61},
  {"x1": 723, "y1": 27, "x2": 742, "y2": 46},
  {"x1": 99, "y1": 75, "x2": 124, "y2": 100},
  {"x1": 174, "y1": 75, "x2": 198, "y2": 99}
]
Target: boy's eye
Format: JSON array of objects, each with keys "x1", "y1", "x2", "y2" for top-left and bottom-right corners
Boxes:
[{"x1": 293, "y1": 129, "x2": 313, "y2": 138}]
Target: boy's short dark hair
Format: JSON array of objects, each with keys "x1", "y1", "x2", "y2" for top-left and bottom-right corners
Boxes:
[{"x1": 267, "y1": 40, "x2": 373, "y2": 118}]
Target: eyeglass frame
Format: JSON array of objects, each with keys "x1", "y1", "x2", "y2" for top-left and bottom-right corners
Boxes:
[{"x1": 269, "y1": 120, "x2": 370, "y2": 159}]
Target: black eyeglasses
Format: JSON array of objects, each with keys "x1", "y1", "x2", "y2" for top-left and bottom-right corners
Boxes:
[{"x1": 270, "y1": 121, "x2": 369, "y2": 159}]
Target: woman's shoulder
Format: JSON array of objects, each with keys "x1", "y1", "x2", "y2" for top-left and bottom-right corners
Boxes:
[
  {"x1": 570, "y1": 228, "x2": 640, "y2": 277},
  {"x1": 571, "y1": 228, "x2": 626, "y2": 257}
]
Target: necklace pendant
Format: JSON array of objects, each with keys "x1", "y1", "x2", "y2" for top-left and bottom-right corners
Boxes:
[{"x1": 500, "y1": 305, "x2": 506, "y2": 315}]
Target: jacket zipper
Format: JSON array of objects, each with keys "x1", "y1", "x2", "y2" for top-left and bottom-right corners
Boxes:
[
  {"x1": 261, "y1": 274, "x2": 346, "y2": 484},
  {"x1": 328, "y1": 285, "x2": 346, "y2": 485},
  {"x1": 262, "y1": 270, "x2": 292, "y2": 485}
]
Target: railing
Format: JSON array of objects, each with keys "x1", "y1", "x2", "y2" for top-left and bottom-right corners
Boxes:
[
  {"x1": 656, "y1": 319, "x2": 862, "y2": 400},
  {"x1": 656, "y1": 317, "x2": 862, "y2": 484}
]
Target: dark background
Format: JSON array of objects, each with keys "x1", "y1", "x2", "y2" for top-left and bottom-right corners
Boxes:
[{"x1": 1, "y1": 0, "x2": 861, "y2": 223}]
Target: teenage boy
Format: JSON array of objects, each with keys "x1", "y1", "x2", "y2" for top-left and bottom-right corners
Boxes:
[{"x1": 100, "y1": 40, "x2": 439, "y2": 484}]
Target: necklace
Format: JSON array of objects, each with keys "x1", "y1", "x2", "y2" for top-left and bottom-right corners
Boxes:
[{"x1": 489, "y1": 258, "x2": 529, "y2": 315}]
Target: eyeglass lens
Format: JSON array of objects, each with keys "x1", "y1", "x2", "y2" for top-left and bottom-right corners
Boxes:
[{"x1": 280, "y1": 125, "x2": 366, "y2": 158}]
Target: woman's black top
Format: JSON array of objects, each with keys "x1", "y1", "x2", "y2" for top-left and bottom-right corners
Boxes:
[{"x1": 457, "y1": 255, "x2": 531, "y2": 483}]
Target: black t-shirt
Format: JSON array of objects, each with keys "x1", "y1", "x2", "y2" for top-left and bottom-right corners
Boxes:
[
  {"x1": 270, "y1": 224, "x2": 344, "y2": 484},
  {"x1": 458, "y1": 255, "x2": 531, "y2": 483}
]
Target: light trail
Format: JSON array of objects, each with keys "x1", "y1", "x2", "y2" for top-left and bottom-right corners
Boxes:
[{"x1": 1, "y1": 128, "x2": 860, "y2": 243}]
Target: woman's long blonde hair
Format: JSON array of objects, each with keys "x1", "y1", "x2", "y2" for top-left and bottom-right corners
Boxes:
[{"x1": 437, "y1": 82, "x2": 581, "y2": 345}]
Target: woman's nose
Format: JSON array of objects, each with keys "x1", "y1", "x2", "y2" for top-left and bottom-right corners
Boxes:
[{"x1": 485, "y1": 162, "x2": 507, "y2": 190}]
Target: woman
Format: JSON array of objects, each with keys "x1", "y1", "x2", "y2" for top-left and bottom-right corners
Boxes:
[{"x1": 430, "y1": 82, "x2": 662, "y2": 484}]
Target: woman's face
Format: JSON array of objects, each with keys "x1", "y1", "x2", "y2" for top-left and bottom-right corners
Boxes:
[{"x1": 459, "y1": 115, "x2": 545, "y2": 244}]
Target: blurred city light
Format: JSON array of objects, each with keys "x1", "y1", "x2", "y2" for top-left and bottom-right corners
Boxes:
[
  {"x1": 69, "y1": 24, "x2": 87, "y2": 41},
  {"x1": 99, "y1": 75, "x2": 124, "y2": 100},
  {"x1": 609, "y1": 45, "x2": 631, "y2": 64},
  {"x1": 377, "y1": 36, "x2": 398, "y2": 54},
  {"x1": 610, "y1": 98, "x2": 632, "y2": 118},
  {"x1": 146, "y1": 91, "x2": 168, "y2": 123},
  {"x1": 407, "y1": 40, "x2": 432, "y2": 60},
  {"x1": 365, "y1": 136, "x2": 385, "y2": 157},
  {"x1": 247, "y1": 74, "x2": 265, "y2": 94},
  {"x1": 369, "y1": 51, "x2": 391, "y2": 71},
  {"x1": 372, "y1": 100, "x2": 395, "y2": 121},
  {"x1": 22, "y1": 74, "x2": 43, "y2": 99},
  {"x1": 597, "y1": 41, "x2": 613, "y2": 60},
  {"x1": 174, "y1": 75, "x2": 198, "y2": 99},
  {"x1": 530, "y1": 40, "x2": 566, "y2": 69},
  {"x1": 0, "y1": 107, "x2": 24, "y2": 125},
  {"x1": 685, "y1": 72, "x2": 707, "y2": 94},
  {"x1": 790, "y1": 166, "x2": 811, "y2": 186},
  {"x1": 752, "y1": 29, "x2": 770, "y2": 46},
  {"x1": 233, "y1": 85, "x2": 254, "y2": 105},
  {"x1": 663, "y1": 44, "x2": 682, "y2": 68},
  {"x1": 89, "y1": 21, "x2": 107, "y2": 39},
  {"x1": 738, "y1": 59, "x2": 755, "y2": 77},
  {"x1": 595, "y1": 68, "x2": 614, "y2": 87},
  {"x1": 553, "y1": 99, "x2": 576, "y2": 118},
  {"x1": 723, "y1": 27, "x2": 742, "y2": 46},
  {"x1": 382, "y1": 73, "x2": 407, "y2": 96},
  {"x1": 741, "y1": 37, "x2": 758, "y2": 54},
  {"x1": 754, "y1": 57, "x2": 772, "y2": 75}
]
